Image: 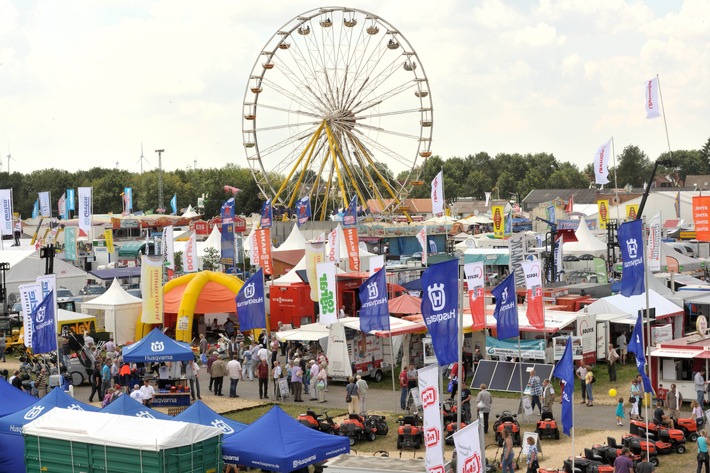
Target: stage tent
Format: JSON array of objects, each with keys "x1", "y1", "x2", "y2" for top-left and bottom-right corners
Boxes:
[
  {"x1": 0, "y1": 247, "x2": 87, "y2": 295},
  {"x1": 174, "y1": 400, "x2": 247, "y2": 438},
  {"x1": 562, "y1": 218, "x2": 606, "y2": 256},
  {"x1": 122, "y1": 328, "x2": 194, "y2": 362},
  {"x1": 0, "y1": 378, "x2": 39, "y2": 417},
  {"x1": 100, "y1": 393, "x2": 173, "y2": 420},
  {"x1": 222, "y1": 406, "x2": 349, "y2": 472},
  {"x1": 81, "y1": 277, "x2": 142, "y2": 344}
]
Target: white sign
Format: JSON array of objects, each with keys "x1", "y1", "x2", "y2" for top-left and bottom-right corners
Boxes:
[
  {"x1": 652, "y1": 324, "x2": 673, "y2": 344},
  {"x1": 553, "y1": 336, "x2": 583, "y2": 361},
  {"x1": 316, "y1": 261, "x2": 337, "y2": 324},
  {"x1": 78, "y1": 187, "x2": 93, "y2": 238},
  {"x1": 183, "y1": 232, "x2": 198, "y2": 272},
  {"x1": 576, "y1": 312, "x2": 597, "y2": 362},
  {"x1": 0, "y1": 189, "x2": 12, "y2": 235},
  {"x1": 453, "y1": 420, "x2": 483, "y2": 473},
  {"x1": 418, "y1": 364, "x2": 444, "y2": 473}
]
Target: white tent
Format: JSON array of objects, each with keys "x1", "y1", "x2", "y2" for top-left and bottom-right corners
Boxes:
[
  {"x1": 582, "y1": 289, "x2": 684, "y2": 320},
  {"x1": 562, "y1": 218, "x2": 607, "y2": 256},
  {"x1": 181, "y1": 205, "x2": 199, "y2": 219},
  {"x1": 200, "y1": 225, "x2": 222, "y2": 253},
  {"x1": 275, "y1": 223, "x2": 307, "y2": 251},
  {"x1": 0, "y1": 248, "x2": 87, "y2": 295},
  {"x1": 81, "y1": 278, "x2": 142, "y2": 344}
]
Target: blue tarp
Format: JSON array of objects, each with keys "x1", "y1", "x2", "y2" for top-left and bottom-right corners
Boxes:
[
  {"x1": 0, "y1": 379, "x2": 39, "y2": 417},
  {"x1": 122, "y1": 328, "x2": 194, "y2": 362},
  {"x1": 402, "y1": 278, "x2": 422, "y2": 291},
  {"x1": 222, "y1": 406, "x2": 349, "y2": 472},
  {"x1": 174, "y1": 400, "x2": 247, "y2": 438},
  {"x1": 100, "y1": 393, "x2": 173, "y2": 420}
]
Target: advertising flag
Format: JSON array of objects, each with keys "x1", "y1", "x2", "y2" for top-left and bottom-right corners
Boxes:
[
  {"x1": 32, "y1": 199, "x2": 39, "y2": 218},
  {"x1": 66, "y1": 188, "x2": 75, "y2": 211},
  {"x1": 553, "y1": 336, "x2": 575, "y2": 436},
  {"x1": 170, "y1": 194, "x2": 177, "y2": 214},
  {"x1": 648, "y1": 213, "x2": 661, "y2": 272},
  {"x1": 521, "y1": 259, "x2": 544, "y2": 329},
  {"x1": 547, "y1": 204, "x2": 556, "y2": 225},
  {"x1": 38, "y1": 191, "x2": 51, "y2": 217},
  {"x1": 78, "y1": 187, "x2": 93, "y2": 238},
  {"x1": 221, "y1": 197, "x2": 235, "y2": 223},
  {"x1": 316, "y1": 261, "x2": 338, "y2": 325},
  {"x1": 57, "y1": 193, "x2": 66, "y2": 221},
  {"x1": 260, "y1": 198, "x2": 273, "y2": 228},
  {"x1": 162, "y1": 225, "x2": 175, "y2": 278},
  {"x1": 492, "y1": 205, "x2": 505, "y2": 238},
  {"x1": 693, "y1": 196, "x2": 710, "y2": 241},
  {"x1": 342, "y1": 227, "x2": 360, "y2": 272},
  {"x1": 675, "y1": 191, "x2": 681, "y2": 219},
  {"x1": 416, "y1": 227, "x2": 428, "y2": 265},
  {"x1": 64, "y1": 226, "x2": 77, "y2": 261},
  {"x1": 628, "y1": 312, "x2": 654, "y2": 393},
  {"x1": 183, "y1": 232, "x2": 198, "y2": 273},
  {"x1": 464, "y1": 262, "x2": 485, "y2": 331},
  {"x1": 626, "y1": 204, "x2": 639, "y2": 221},
  {"x1": 593, "y1": 139, "x2": 612, "y2": 185},
  {"x1": 221, "y1": 222, "x2": 235, "y2": 267},
  {"x1": 566, "y1": 194, "x2": 574, "y2": 214},
  {"x1": 30, "y1": 292, "x2": 57, "y2": 354},
  {"x1": 421, "y1": 259, "x2": 458, "y2": 366},
  {"x1": 327, "y1": 225, "x2": 341, "y2": 262},
  {"x1": 431, "y1": 170, "x2": 444, "y2": 217},
  {"x1": 369, "y1": 254, "x2": 385, "y2": 276},
  {"x1": 140, "y1": 255, "x2": 164, "y2": 324},
  {"x1": 555, "y1": 236, "x2": 564, "y2": 280},
  {"x1": 491, "y1": 273, "x2": 518, "y2": 340},
  {"x1": 597, "y1": 199, "x2": 610, "y2": 230},
  {"x1": 0, "y1": 189, "x2": 12, "y2": 236},
  {"x1": 618, "y1": 219, "x2": 645, "y2": 297},
  {"x1": 255, "y1": 228, "x2": 273, "y2": 275},
  {"x1": 236, "y1": 268, "x2": 266, "y2": 331},
  {"x1": 504, "y1": 209, "x2": 512, "y2": 235},
  {"x1": 103, "y1": 229, "x2": 114, "y2": 253},
  {"x1": 484, "y1": 192, "x2": 491, "y2": 208},
  {"x1": 453, "y1": 421, "x2": 483, "y2": 473},
  {"x1": 359, "y1": 267, "x2": 389, "y2": 333},
  {"x1": 418, "y1": 364, "x2": 445, "y2": 473},
  {"x1": 645, "y1": 77, "x2": 661, "y2": 119},
  {"x1": 124, "y1": 187, "x2": 133, "y2": 215},
  {"x1": 305, "y1": 241, "x2": 327, "y2": 301},
  {"x1": 19, "y1": 282, "x2": 43, "y2": 350},
  {"x1": 343, "y1": 195, "x2": 358, "y2": 226},
  {"x1": 295, "y1": 196, "x2": 311, "y2": 226}
]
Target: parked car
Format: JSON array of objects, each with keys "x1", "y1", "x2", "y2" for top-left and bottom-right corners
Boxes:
[{"x1": 80, "y1": 284, "x2": 106, "y2": 297}]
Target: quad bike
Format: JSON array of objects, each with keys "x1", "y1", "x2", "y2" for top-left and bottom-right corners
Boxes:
[
  {"x1": 629, "y1": 419, "x2": 686, "y2": 454},
  {"x1": 536, "y1": 409, "x2": 560, "y2": 440},
  {"x1": 397, "y1": 413, "x2": 423, "y2": 450},
  {"x1": 493, "y1": 410, "x2": 521, "y2": 447},
  {"x1": 339, "y1": 413, "x2": 381, "y2": 446},
  {"x1": 296, "y1": 409, "x2": 339, "y2": 434}
]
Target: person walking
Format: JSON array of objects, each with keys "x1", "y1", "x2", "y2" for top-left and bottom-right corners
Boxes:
[
  {"x1": 616, "y1": 397, "x2": 626, "y2": 426},
  {"x1": 356, "y1": 375, "x2": 369, "y2": 414},
  {"x1": 542, "y1": 379, "x2": 555, "y2": 412},
  {"x1": 501, "y1": 429, "x2": 516, "y2": 473},
  {"x1": 88, "y1": 362, "x2": 102, "y2": 403},
  {"x1": 309, "y1": 360, "x2": 320, "y2": 400},
  {"x1": 272, "y1": 360, "x2": 282, "y2": 399},
  {"x1": 211, "y1": 355, "x2": 228, "y2": 396},
  {"x1": 607, "y1": 343, "x2": 619, "y2": 382},
  {"x1": 257, "y1": 358, "x2": 269, "y2": 399},
  {"x1": 527, "y1": 369, "x2": 542, "y2": 414},
  {"x1": 525, "y1": 436, "x2": 539, "y2": 473},
  {"x1": 698, "y1": 429, "x2": 710, "y2": 473},
  {"x1": 576, "y1": 363, "x2": 588, "y2": 404},
  {"x1": 696, "y1": 369, "x2": 707, "y2": 407},
  {"x1": 617, "y1": 332, "x2": 628, "y2": 365},
  {"x1": 198, "y1": 333, "x2": 208, "y2": 356},
  {"x1": 242, "y1": 345, "x2": 253, "y2": 381},
  {"x1": 399, "y1": 366, "x2": 409, "y2": 411},
  {"x1": 35, "y1": 369, "x2": 48, "y2": 398},
  {"x1": 227, "y1": 354, "x2": 242, "y2": 398},
  {"x1": 345, "y1": 377, "x2": 359, "y2": 414},
  {"x1": 667, "y1": 383, "x2": 682, "y2": 419},
  {"x1": 207, "y1": 351, "x2": 218, "y2": 391},
  {"x1": 585, "y1": 368, "x2": 595, "y2": 406},
  {"x1": 476, "y1": 384, "x2": 493, "y2": 434},
  {"x1": 317, "y1": 363, "x2": 328, "y2": 403},
  {"x1": 291, "y1": 358, "x2": 303, "y2": 402},
  {"x1": 185, "y1": 359, "x2": 201, "y2": 401}
]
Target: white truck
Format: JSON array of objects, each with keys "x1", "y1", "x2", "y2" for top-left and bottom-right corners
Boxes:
[{"x1": 322, "y1": 322, "x2": 399, "y2": 382}]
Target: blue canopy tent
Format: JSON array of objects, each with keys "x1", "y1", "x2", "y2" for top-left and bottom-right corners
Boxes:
[
  {"x1": 174, "y1": 400, "x2": 247, "y2": 438},
  {"x1": 222, "y1": 406, "x2": 349, "y2": 472},
  {"x1": 0, "y1": 388, "x2": 99, "y2": 472},
  {"x1": 122, "y1": 327, "x2": 194, "y2": 362},
  {"x1": 100, "y1": 393, "x2": 173, "y2": 420},
  {"x1": 0, "y1": 379, "x2": 40, "y2": 417}
]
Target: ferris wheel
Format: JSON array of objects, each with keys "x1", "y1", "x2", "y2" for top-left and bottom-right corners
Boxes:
[{"x1": 242, "y1": 7, "x2": 433, "y2": 221}]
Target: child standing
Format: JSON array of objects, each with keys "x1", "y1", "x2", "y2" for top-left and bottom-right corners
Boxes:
[
  {"x1": 616, "y1": 397, "x2": 626, "y2": 426},
  {"x1": 630, "y1": 396, "x2": 640, "y2": 420}
]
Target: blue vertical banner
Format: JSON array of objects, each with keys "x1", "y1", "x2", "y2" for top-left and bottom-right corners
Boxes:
[
  {"x1": 260, "y1": 198, "x2": 273, "y2": 228},
  {"x1": 221, "y1": 222, "x2": 235, "y2": 268},
  {"x1": 547, "y1": 204, "x2": 555, "y2": 224},
  {"x1": 66, "y1": 188, "x2": 75, "y2": 211},
  {"x1": 170, "y1": 194, "x2": 177, "y2": 214},
  {"x1": 627, "y1": 312, "x2": 654, "y2": 394},
  {"x1": 491, "y1": 273, "x2": 519, "y2": 340},
  {"x1": 343, "y1": 195, "x2": 358, "y2": 226},
  {"x1": 295, "y1": 196, "x2": 311, "y2": 227},
  {"x1": 30, "y1": 292, "x2": 57, "y2": 354},
  {"x1": 504, "y1": 209, "x2": 512, "y2": 234},
  {"x1": 32, "y1": 200, "x2": 39, "y2": 218},
  {"x1": 358, "y1": 267, "x2": 389, "y2": 333},
  {"x1": 421, "y1": 258, "x2": 459, "y2": 366},
  {"x1": 235, "y1": 268, "x2": 266, "y2": 331},
  {"x1": 618, "y1": 219, "x2": 645, "y2": 297},
  {"x1": 221, "y1": 197, "x2": 235, "y2": 223},
  {"x1": 553, "y1": 336, "x2": 575, "y2": 436},
  {"x1": 124, "y1": 187, "x2": 133, "y2": 213}
]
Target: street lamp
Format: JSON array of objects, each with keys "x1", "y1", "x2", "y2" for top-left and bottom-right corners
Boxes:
[{"x1": 155, "y1": 149, "x2": 164, "y2": 212}]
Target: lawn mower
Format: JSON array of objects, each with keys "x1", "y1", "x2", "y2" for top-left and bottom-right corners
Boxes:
[
  {"x1": 629, "y1": 420, "x2": 686, "y2": 454},
  {"x1": 674, "y1": 416, "x2": 700, "y2": 441},
  {"x1": 582, "y1": 449, "x2": 615, "y2": 472},
  {"x1": 536, "y1": 408, "x2": 560, "y2": 440},
  {"x1": 396, "y1": 413, "x2": 423, "y2": 450},
  {"x1": 296, "y1": 409, "x2": 339, "y2": 434},
  {"x1": 562, "y1": 456, "x2": 604, "y2": 473},
  {"x1": 590, "y1": 437, "x2": 623, "y2": 465},
  {"x1": 339, "y1": 413, "x2": 380, "y2": 446},
  {"x1": 493, "y1": 410, "x2": 521, "y2": 447},
  {"x1": 620, "y1": 434, "x2": 660, "y2": 466},
  {"x1": 442, "y1": 399, "x2": 468, "y2": 445}
]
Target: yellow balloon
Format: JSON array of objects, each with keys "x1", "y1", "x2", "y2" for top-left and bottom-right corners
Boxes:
[{"x1": 609, "y1": 388, "x2": 617, "y2": 397}]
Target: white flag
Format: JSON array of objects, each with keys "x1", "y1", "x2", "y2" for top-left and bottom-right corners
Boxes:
[
  {"x1": 0, "y1": 189, "x2": 13, "y2": 236},
  {"x1": 484, "y1": 192, "x2": 491, "y2": 208},
  {"x1": 555, "y1": 236, "x2": 564, "y2": 278},
  {"x1": 593, "y1": 139, "x2": 611, "y2": 185},
  {"x1": 57, "y1": 192, "x2": 66, "y2": 220},
  {"x1": 78, "y1": 187, "x2": 93, "y2": 238},
  {"x1": 648, "y1": 213, "x2": 661, "y2": 272},
  {"x1": 645, "y1": 77, "x2": 661, "y2": 119},
  {"x1": 431, "y1": 170, "x2": 444, "y2": 217},
  {"x1": 19, "y1": 282, "x2": 43, "y2": 349},
  {"x1": 162, "y1": 225, "x2": 175, "y2": 271},
  {"x1": 38, "y1": 191, "x2": 51, "y2": 217},
  {"x1": 141, "y1": 255, "x2": 164, "y2": 324},
  {"x1": 418, "y1": 364, "x2": 445, "y2": 473},
  {"x1": 369, "y1": 254, "x2": 385, "y2": 276},
  {"x1": 183, "y1": 232, "x2": 198, "y2": 272},
  {"x1": 316, "y1": 261, "x2": 337, "y2": 324},
  {"x1": 327, "y1": 225, "x2": 341, "y2": 262},
  {"x1": 416, "y1": 227, "x2": 428, "y2": 265},
  {"x1": 453, "y1": 420, "x2": 483, "y2": 473}
]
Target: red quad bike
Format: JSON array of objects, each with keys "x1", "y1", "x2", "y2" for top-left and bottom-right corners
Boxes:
[
  {"x1": 397, "y1": 413, "x2": 423, "y2": 450},
  {"x1": 674, "y1": 417, "x2": 700, "y2": 442},
  {"x1": 442, "y1": 399, "x2": 468, "y2": 445},
  {"x1": 339, "y1": 413, "x2": 379, "y2": 446},
  {"x1": 493, "y1": 410, "x2": 521, "y2": 447},
  {"x1": 620, "y1": 434, "x2": 660, "y2": 467},
  {"x1": 536, "y1": 409, "x2": 560, "y2": 440},
  {"x1": 296, "y1": 409, "x2": 340, "y2": 434}
]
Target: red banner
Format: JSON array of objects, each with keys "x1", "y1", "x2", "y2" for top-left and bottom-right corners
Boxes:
[
  {"x1": 468, "y1": 288, "x2": 485, "y2": 331},
  {"x1": 521, "y1": 260, "x2": 545, "y2": 329},
  {"x1": 342, "y1": 227, "x2": 360, "y2": 272},
  {"x1": 255, "y1": 228, "x2": 273, "y2": 275},
  {"x1": 693, "y1": 196, "x2": 710, "y2": 242}
]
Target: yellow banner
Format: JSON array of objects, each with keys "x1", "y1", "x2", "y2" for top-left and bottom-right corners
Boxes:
[
  {"x1": 492, "y1": 205, "x2": 505, "y2": 238},
  {"x1": 305, "y1": 241, "x2": 326, "y2": 302},
  {"x1": 626, "y1": 204, "x2": 639, "y2": 221},
  {"x1": 597, "y1": 200, "x2": 610, "y2": 229},
  {"x1": 104, "y1": 229, "x2": 114, "y2": 253},
  {"x1": 140, "y1": 255, "x2": 164, "y2": 324}
]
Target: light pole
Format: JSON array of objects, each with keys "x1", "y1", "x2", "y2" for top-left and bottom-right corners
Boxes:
[{"x1": 155, "y1": 149, "x2": 165, "y2": 212}]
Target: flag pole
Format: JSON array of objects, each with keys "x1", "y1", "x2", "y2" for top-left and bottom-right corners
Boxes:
[
  {"x1": 389, "y1": 329, "x2": 397, "y2": 411},
  {"x1": 571, "y1": 389, "x2": 575, "y2": 472},
  {"x1": 656, "y1": 75, "x2": 674, "y2": 159},
  {"x1": 456, "y1": 262, "x2": 464, "y2": 432},
  {"x1": 642, "y1": 217, "x2": 651, "y2": 462},
  {"x1": 611, "y1": 137, "x2": 621, "y2": 222}
]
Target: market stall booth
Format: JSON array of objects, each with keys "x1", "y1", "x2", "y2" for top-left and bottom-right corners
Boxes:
[
  {"x1": 174, "y1": 400, "x2": 247, "y2": 439},
  {"x1": 649, "y1": 326, "x2": 710, "y2": 401}
]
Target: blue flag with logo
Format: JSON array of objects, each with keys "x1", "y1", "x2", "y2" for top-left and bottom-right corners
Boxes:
[
  {"x1": 32, "y1": 199, "x2": 39, "y2": 218},
  {"x1": 618, "y1": 219, "x2": 645, "y2": 297},
  {"x1": 260, "y1": 198, "x2": 273, "y2": 228},
  {"x1": 235, "y1": 268, "x2": 266, "y2": 331},
  {"x1": 553, "y1": 336, "x2": 575, "y2": 436},
  {"x1": 221, "y1": 198, "x2": 235, "y2": 222},
  {"x1": 30, "y1": 292, "x2": 57, "y2": 354},
  {"x1": 627, "y1": 312, "x2": 654, "y2": 394},
  {"x1": 66, "y1": 188, "x2": 75, "y2": 211},
  {"x1": 491, "y1": 273, "x2": 518, "y2": 340},
  {"x1": 170, "y1": 194, "x2": 177, "y2": 214},
  {"x1": 421, "y1": 258, "x2": 458, "y2": 366},
  {"x1": 359, "y1": 267, "x2": 389, "y2": 333},
  {"x1": 343, "y1": 195, "x2": 358, "y2": 226},
  {"x1": 295, "y1": 196, "x2": 311, "y2": 227},
  {"x1": 124, "y1": 187, "x2": 133, "y2": 213},
  {"x1": 504, "y1": 209, "x2": 512, "y2": 234}
]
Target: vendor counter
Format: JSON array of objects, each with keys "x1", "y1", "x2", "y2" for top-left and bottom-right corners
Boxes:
[{"x1": 152, "y1": 392, "x2": 191, "y2": 407}]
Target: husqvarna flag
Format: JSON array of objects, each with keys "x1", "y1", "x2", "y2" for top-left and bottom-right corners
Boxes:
[
  {"x1": 619, "y1": 219, "x2": 645, "y2": 297},
  {"x1": 521, "y1": 259, "x2": 544, "y2": 329},
  {"x1": 327, "y1": 225, "x2": 341, "y2": 263},
  {"x1": 418, "y1": 364, "x2": 445, "y2": 473},
  {"x1": 343, "y1": 195, "x2": 358, "y2": 226},
  {"x1": 38, "y1": 191, "x2": 51, "y2": 217},
  {"x1": 648, "y1": 213, "x2": 661, "y2": 272},
  {"x1": 78, "y1": 187, "x2": 92, "y2": 237},
  {"x1": 236, "y1": 268, "x2": 266, "y2": 331},
  {"x1": 57, "y1": 193, "x2": 66, "y2": 221},
  {"x1": 464, "y1": 262, "x2": 485, "y2": 331},
  {"x1": 359, "y1": 267, "x2": 389, "y2": 333},
  {"x1": 628, "y1": 312, "x2": 654, "y2": 393},
  {"x1": 295, "y1": 196, "x2": 311, "y2": 226},
  {"x1": 0, "y1": 189, "x2": 12, "y2": 235},
  {"x1": 416, "y1": 227, "x2": 428, "y2": 265},
  {"x1": 19, "y1": 282, "x2": 43, "y2": 350},
  {"x1": 316, "y1": 261, "x2": 338, "y2": 325},
  {"x1": 421, "y1": 258, "x2": 458, "y2": 366},
  {"x1": 645, "y1": 76, "x2": 660, "y2": 119},
  {"x1": 553, "y1": 336, "x2": 575, "y2": 436},
  {"x1": 431, "y1": 170, "x2": 444, "y2": 217},
  {"x1": 260, "y1": 198, "x2": 273, "y2": 228},
  {"x1": 182, "y1": 232, "x2": 198, "y2": 273},
  {"x1": 141, "y1": 255, "x2": 164, "y2": 324},
  {"x1": 593, "y1": 139, "x2": 611, "y2": 185},
  {"x1": 492, "y1": 273, "x2": 518, "y2": 340},
  {"x1": 30, "y1": 292, "x2": 57, "y2": 354},
  {"x1": 453, "y1": 420, "x2": 483, "y2": 473},
  {"x1": 342, "y1": 227, "x2": 360, "y2": 272}
]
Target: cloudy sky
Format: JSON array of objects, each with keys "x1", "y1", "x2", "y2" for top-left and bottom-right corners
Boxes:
[{"x1": 0, "y1": 0, "x2": 708, "y2": 176}]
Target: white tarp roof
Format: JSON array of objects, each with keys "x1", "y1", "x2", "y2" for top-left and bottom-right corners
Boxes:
[
  {"x1": 57, "y1": 309, "x2": 96, "y2": 324},
  {"x1": 563, "y1": 218, "x2": 607, "y2": 256},
  {"x1": 181, "y1": 205, "x2": 199, "y2": 219},
  {"x1": 201, "y1": 225, "x2": 222, "y2": 252},
  {"x1": 81, "y1": 278, "x2": 141, "y2": 344},
  {"x1": 0, "y1": 248, "x2": 87, "y2": 295},
  {"x1": 582, "y1": 289, "x2": 684, "y2": 319},
  {"x1": 23, "y1": 408, "x2": 221, "y2": 451},
  {"x1": 660, "y1": 242, "x2": 705, "y2": 271},
  {"x1": 82, "y1": 278, "x2": 142, "y2": 307},
  {"x1": 274, "y1": 316, "x2": 423, "y2": 341},
  {"x1": 458, "y1": 215, "x2": 493, "y2": 225},
  {"x1": 275, "y1": 222, "x2": 307, "y2": 252},
  {"x1": 483, "y1": 307, "x2": 578, "y2": 333}
]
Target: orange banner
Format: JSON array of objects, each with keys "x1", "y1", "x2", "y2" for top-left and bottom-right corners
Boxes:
[
  {"x1": 693, "y1": 196, "x2": 710, "y2": 241},
  {"x1": 468, "y1": 288, "x2": 485, "y2": 331},
  {"x1": 255, "y1": 228, "x2": 273, "y2": 275},
  {"x1": 342, "y1": 227, "x2": 360, "y2": 272}
]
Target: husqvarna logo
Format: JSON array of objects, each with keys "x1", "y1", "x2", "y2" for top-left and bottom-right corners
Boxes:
[
  {"x1": 24, "y1": 405, "x2": 45, "y2": 420},
  {"x1": 244, "y1": 282, "x2": 255, "y2": 299},
  {"x1": 428, "y1": 283, "x2": 446, "y2": 311},
  {"x1": 151, "y1": 341, "x2": 165, "y2": 352},
  {"x1": 627, "y1": 238, "x2": 638, "y2": 259},
  {"x1": 367, "y1": 282, "x2": 378, "y2": 300},
  {"x1": 136, "y1": 411, "x2": 155, "y2": 419},
  {"x1": 500, "y1": 286, "x2": 509, "y2": 304},
  {"x1": 67, "y1": 404, "x2": 84, "y2": 411},
  {"x1": 211, "y1": 419, "x2": 235, "y2": 435},
  {"x1": 35, "y1": 305, "x2": 46, "y2": 323}
]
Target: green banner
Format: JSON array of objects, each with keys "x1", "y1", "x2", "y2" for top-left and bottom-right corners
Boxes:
[
  {"x1": 594, "y1": 257, "x2": 608, "y2": 283},
  {"x1": 64, "y1": 226, "x2": 77, "y2": 261}
]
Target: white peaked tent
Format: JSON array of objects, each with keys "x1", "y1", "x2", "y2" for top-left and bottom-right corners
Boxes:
[
  {"x1": 81, "y1": 278, "x2": 142, "y2": 344},
  {"x1": 563, "y1": 218, "x2": 607, "y2": 256},
  {"x1": 200, "y1": 225, "x2": 222, "y2": 253},
  {"x1": 275, "y1": 223, "x2": 307, "y2": 251},
  {"x1": 0, "y1": 248, "x2": 88, "y2": 295},
  {"x1": 181, "y1": 205, "x2": 199, "y2": 219}
]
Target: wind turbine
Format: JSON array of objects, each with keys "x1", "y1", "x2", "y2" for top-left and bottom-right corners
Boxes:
[
  {"x1": 136, "y1": 142, "x2": 150, "y2": 174},
  {"x1": 6, "y1": 145, "x2": 15, "y2": 174}
]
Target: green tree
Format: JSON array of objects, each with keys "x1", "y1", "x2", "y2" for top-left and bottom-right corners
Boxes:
[
  {"x1": 615, "y1": 145, "x2": 652, "y2": 188},
  {"x1": 202, "y1": 247, "x2": 220, "y2": 271}
]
